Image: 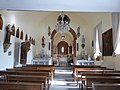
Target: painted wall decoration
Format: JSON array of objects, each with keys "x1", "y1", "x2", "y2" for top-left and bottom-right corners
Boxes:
[
  {"x1": 0, "y1": 14, "x2": 3, "y2": 30},
  {"x1": 102, "y1": 28, "x2": 113, "y2": 56}
]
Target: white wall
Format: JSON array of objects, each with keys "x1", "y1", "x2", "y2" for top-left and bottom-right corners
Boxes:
[
  {"x1": 102, "y1": 55, "x2": 120, "y2": 70},
  {"x1": 0, "y1": 10, "x2": 35, "y2": 70}
]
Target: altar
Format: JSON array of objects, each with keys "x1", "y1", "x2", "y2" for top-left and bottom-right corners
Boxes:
[
  {"x1": 76, "y1": 60, "x2": 94, "y2": 65},
  {"x1": 59, "y1": 57, "x2": 68, "y2": 66},
  {"x1": 32, "y1": 58, "x2": 52, "y2": 65}
]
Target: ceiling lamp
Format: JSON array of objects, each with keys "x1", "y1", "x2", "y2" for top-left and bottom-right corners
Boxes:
[{"x1": 55, "y1": 12, "x2": 70, "y2": 35}]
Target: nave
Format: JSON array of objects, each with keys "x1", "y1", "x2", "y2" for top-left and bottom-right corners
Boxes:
[{"x1": 50, "y1": 66, "x2": 79, "y2": 90}]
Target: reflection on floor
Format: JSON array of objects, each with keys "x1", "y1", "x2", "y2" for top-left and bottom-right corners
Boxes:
[{"x1": 49, "y1": 67, "x2": 79, "y2": 90}]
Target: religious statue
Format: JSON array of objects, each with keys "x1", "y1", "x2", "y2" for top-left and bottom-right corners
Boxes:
[
  {"x1": 42, "y1": 36, "x2": 45, "y2": 48},
  {"x1": 48, "y1": 26, "x2": 51, "y2": 36},
  {"x1": 20, "y1": 30, "x2": 23, "y2": 40},
  {"x1": 81, "y1": 35, "x2": 85, "y2": 49},
  {"x1": 5, "y1": 24, "x2": 11, "y2": 42},
  {"x1": 42, "y1": 36, "x2": 45, "y2": 43},
  {"x1": 16, "y1": 27, "x2": 19, "y2": 38},
  {"x1": 3, "y1": 24, "x2": 12, "y2": 52},
  {"x1": 77, "y1": 26, "x2": 80, "y2": 38},
  {"x1": 11, "y1": 24, "x2": 15, "y2": 36}
]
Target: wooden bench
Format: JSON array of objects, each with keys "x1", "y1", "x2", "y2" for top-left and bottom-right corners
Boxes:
[
  {"x1": 72, "y1": 65, "x2": 107, "y2": 81},
  {"x1": 21, "y1": 65, "x2": 55, "y2": 77},
  {"x1": 92, "y1": 83, "x2": 120, "y2": 90},
  {"x1": 85, "y1": 76, "x2": 120, "y2": 90},
  {"x1": 0, "y1": 81, "x2": 44, "y2": 90},
  {"x1": 6, "y1": 74, "x2": 48, "y2": 90},
  {"x1": 72, "y1": 65, "x2": 102, "y2": 76},
  {"x1": 74, "y1": 68, "x2": 112, "y2": 83},
  {"x1": 76, "y1": 70, "x2": 120, "y2": 89},
  {"x1": 6, "y1": 67, "x2": 53, "y2": 81}
]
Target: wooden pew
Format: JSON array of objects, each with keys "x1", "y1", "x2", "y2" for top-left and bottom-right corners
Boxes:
[
  {"x1": 85, "y1": 76, "x2": 120, "y2": 90},
  {"x1": 9, "y1": 71, "x2": 50, "y2": 82},
  {"x1": 74, "y1": 67, "x2": 111, "y2": 83},
  {"x1": 0, "y1": 71, "x2": 6, "y2": 81},
  {"x1": 21, "y1": 64, "x2": 55, "y2": 77},
  {"x1": 77, "y1": 70, "x2": 120, "y2": 89},
  {"x1": 72, "y1": 65, "x2": 102, "y2": 76},
  {"x1": 0, "y1": 81, "x2": 44, "y2": 90},
  {"x1": 6, "y1": 67, "x2": 53, "y2": 81},
  {"x1": 2, "y1": 70, "x2": 51, "y2": 80},
  {"x1": 6, "y1": 74, "x2": 48, "y2": 90},
  {"x1": 72, "y1": 65, "x2": 107, "y2": 79},
  {"x1": 0, "y1": 70, "x2": 51, "y2": 89},
  {"x1": 92, "y1": 83, "x2": 120, "y2": 90}
]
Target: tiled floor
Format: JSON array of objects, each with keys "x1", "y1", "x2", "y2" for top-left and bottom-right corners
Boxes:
[{"x1": 49, "y1": 67, "x2": 80, "y2": 90}]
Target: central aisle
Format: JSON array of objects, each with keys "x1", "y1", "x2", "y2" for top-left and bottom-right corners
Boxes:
[{"x1": 49, "y1": 67, "x2": 79, "y2": 90}]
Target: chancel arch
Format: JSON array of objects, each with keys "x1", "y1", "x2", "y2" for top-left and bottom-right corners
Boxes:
[{"x1": 51, "y1": 28, "x2": 77, "y2": 65}]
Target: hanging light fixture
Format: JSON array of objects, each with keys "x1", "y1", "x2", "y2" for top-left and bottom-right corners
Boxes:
[{"x1": 55, "y1": 12, "x2": 70, "y2": 36}]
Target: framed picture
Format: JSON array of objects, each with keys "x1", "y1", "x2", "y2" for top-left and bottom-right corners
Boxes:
[{"x1": 102, "y1": 28, "x2": 113, "y2": 56}]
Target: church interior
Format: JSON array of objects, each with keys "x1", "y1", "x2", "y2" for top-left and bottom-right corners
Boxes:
[{"x1": 0, "y1": 0, "x2": 120, "y2": 90}]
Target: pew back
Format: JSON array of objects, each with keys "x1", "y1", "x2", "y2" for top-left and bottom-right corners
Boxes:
[
  {"x1": 92, "y1": 83, "x2": 120, "y2": 90},
  {"x1": 0, "y1": 81, "x2": 44, "y2": 90}
]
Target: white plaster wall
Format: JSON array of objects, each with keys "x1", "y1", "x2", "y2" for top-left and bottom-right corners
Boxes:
[
  {"x1": 0, "y1": 10, "x2": 35, "y2": 70},
  {"x1": 101, "y1": 55, "x2": 120, "y2": 70},
  {"x1": 114, "y1": 55, "x2": 120, "y2": 70}
]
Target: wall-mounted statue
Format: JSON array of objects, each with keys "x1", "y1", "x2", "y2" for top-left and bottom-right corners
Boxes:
[
  {"x1": 16, "y1": 27, "x2": 19, "y2": 38},
  {"x1": 11, "y1": 24, "x2": 15, "y2": 36},
  {"x1": 3, "y1": 24, "x2": 12, "y2": 52},
  {"x1": 20, "y1": 41, "x2": 31, "y2": 64},
  {"x1": 48, "y1": 26, "x2": 51, "y2": 36},
  {"x1": 42, "y1": 36, "x2": 45, "y2": 48},
  {"x1": 0, "y1": 14, "x2": 3, "y2": 30},
  {"x1": 81, "y1": 35, "x2": 85, "y2": 49},
  {"x1": 77, "y1": 26, "x2": 80, "y2": 38},
  {"x1": 20, "y1": 30, "x2": 23, "y2": 40}
]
